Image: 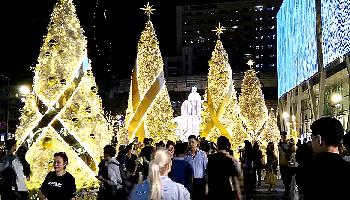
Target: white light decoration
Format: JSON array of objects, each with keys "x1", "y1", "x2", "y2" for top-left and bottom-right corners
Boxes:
[{"x1": 174, "y1": 86, "x2": 202, "y2": 141}]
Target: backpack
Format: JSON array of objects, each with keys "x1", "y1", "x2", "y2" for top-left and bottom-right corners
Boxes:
[{"x1": 0, "y1": 156, "x2": 17, "y2": 194}]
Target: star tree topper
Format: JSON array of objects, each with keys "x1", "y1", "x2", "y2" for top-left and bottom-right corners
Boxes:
[
  {"x1": 212, "y1": 22, "x2": 226, "y2": 39},
  {"x1": 247, "y1": 59, "x2": 255, "y2": 69},
  {"x1": 140, "y1": 2, "x2": 156, "y2": 20}
]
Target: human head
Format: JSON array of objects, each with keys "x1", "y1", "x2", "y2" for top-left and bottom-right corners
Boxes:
[
  {"x1": 104, "y1": 145, "x2": 116, "y2": 160},
  {"x1": 188, "y1": 135, "x2": 198, "y2": 151},
  {"x1": 5, "y1": 139, "x2": 16, "y2": 154},
  {"x1": 148, "y1": 149, "x2": 172, "y2": 200},
  {"x1": 16, "y1": 145, "x2": 28, "y2": 158},
  {"x1": 166, "y1": 141, "x2": 174, "y2": 158},
  {"x1": 253, "y1": 141, "x2": 260, "y2": 150},
  {"x1": 174, "y1": 142, "x2": 186, "y2": 156},
  {"x1": 144, "y1": 138, "x2": 151, "y2": 146},
  {"x1": 217, "y1": 136, "x2": 231, "y2": 151},
  {"x1": 310, "y1": 117, "x2": 344, "y2": 153},
  {"x1": 53, "y1": 152, "x2": 68, "y2": 172},
  {"x1": 281, "y1": 131, "x2": 287, "y2": 142},
  {"x1": 266, "y1": 142, "x2": 275, "y2": 153}
]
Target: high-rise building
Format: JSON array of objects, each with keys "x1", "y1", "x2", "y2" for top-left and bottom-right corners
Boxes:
[{"x1": 176, "y1": 0, "x2": 282, "y2": 74}]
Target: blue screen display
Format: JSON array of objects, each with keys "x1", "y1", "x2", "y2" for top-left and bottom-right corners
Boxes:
[
  {"x1": 322, "y1": 0, "x2": 350, "y2": 67},
  {"x1": 277, "y1": 0, "x2": 318, "y2": 98}
]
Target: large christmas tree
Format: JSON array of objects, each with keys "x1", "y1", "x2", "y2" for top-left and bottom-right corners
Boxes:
[
  {"x1": 15, "y1": 0, "x2": 113, "y2": 189},
  {"x1": 200, "y1": 23, "x2": 247, "y2": 146},
  {"x1": 124, "y1": 3, "x2": 176, "y2": 143},
  {"x1": 238, "y1": 62, "x2": 269, "y2": 141}
]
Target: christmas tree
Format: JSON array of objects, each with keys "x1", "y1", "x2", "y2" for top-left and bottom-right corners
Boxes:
[
  {"x1": 238, "y1": 61, "x2": 269, "y2": 141},
  {"x1": 15, "y1": 0, "x2": 113, "y2": 189},
  {"x1": 260, "y1": 108, "x2": 280, "y2": 146},
  {"x1": 124, "y1": 3, "x2": 176, "y2": 143},
  {"x1": 200, "y1": 23, "x2": 246, "y2": 144}
]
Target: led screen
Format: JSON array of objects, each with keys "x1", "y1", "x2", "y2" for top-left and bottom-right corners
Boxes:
[
  {"x1": 277, "y1": 0, "x2": 318, "y2": 98},
  {"x1": 322, "y1": 0, "x2": 350, "y2": 67}
]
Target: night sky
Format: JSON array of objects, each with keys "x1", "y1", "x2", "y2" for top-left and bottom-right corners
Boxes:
[{"x1": 1, "y1": 0, "x2": 177, "y2": 84}]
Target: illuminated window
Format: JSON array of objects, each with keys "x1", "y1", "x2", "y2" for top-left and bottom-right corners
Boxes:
[{"x1": 256, "y1": 46, "x2": 260, "y2": 49}]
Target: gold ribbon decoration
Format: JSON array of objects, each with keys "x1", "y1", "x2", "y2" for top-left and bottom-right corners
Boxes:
[
  {"x1": 19, "y1": 54, "x2": 97, "y2": 172},
  {"x1": 127, "y1": 62, "x2": 165, "y2": 141},
  {"x1": 202, "y1": 82, "x2": 234, "y2": 139}
]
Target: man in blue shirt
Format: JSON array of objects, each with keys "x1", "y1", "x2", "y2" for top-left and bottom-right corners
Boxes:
[{"x1": 186, "y1": 135, "x2": 208, "y2": 200}]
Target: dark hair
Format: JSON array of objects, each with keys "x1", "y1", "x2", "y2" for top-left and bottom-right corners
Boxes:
[
  {"x1": 5, "y1": 139, "x2": 16, "y2": 151},
  {"x1": 311, "y1": 117, "x2": 344, "y2": 146},
  {"x1": 119, "y1": 145, "x2": 125, "y2": 151},
  {"x1": 143, "y1": 138, "x2": 151, "y2": 145},
  {"x1": 217, "y1": 136, "x2": 231, "y2": 151},
  {"x1": 54, "y1": 152, "x2": 68, "y2": 168},
  {"x1": 343, "y1": 131, "x2": 350, "y2": 151},
  {"x1": 104, "y1": 145, "x2": 116, "y2": 157},
  {"x1": 281, "y1": 131, "x2": 287, "y2": 136},
  {"x1": 166, "y1": 140, "x2": 174, "y2": 148},
  {"x1": 188, "y1": 135, "x2": 198, "y2": 141},
  {"x1": 175, "y1": 142, "x2": 186, "y2": 155}
]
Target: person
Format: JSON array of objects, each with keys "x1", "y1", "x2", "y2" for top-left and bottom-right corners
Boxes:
[
  {"x1": 129, "y1": 149, "x2": 190, "y2": 200},
  {"x1": 97, "y1": 145, "x2": 125, "y2": 200},
  {"x1": 206, "y1": 136, "x2": 241, "y2": 200},
  {"x1": 278, "y1": 131, "x2": 294, "y2": 199},
  {"x1": 125, "y1": 144, "x2": 139, "y2": 187},
  {"x1": 242, "y1": 140, "x2": 254, "y2": 200},
  {"x1": 185, "y1": 135, "x2": 208, "y2": 200},
  {"x1": 264, "y1": 142, "x2": 278, "y2": 192},
  {"x1": 38, "y1": 152, "x2": 76, "y2": 200},
  {"x1": 16, "y1": 146, "x2": 31, "y2": 181},
  {"x1": 342, "y1": 131, "x2": 350, "y2": 162},
  {"x1": 140, "y1": 138, "x2": 154, "y2": 179},
  {"x1": 295, "y1": 138, "x2": 313, "y2": 199},
  {"x1": 252, "y1": 142, "x2": 263, "y2": 186},
  {"x1": 166, "y1": 141, "x2": 174, "y2": 159},
  {"x1": 169, "y1": 142, "x2": 193, "y2": 193},
  {"x1": 304, "y1": 117, "x2": 350, "y2": 200},
  {"x1": 0, "y1": 139, "x2": 29, "y2": 200}
]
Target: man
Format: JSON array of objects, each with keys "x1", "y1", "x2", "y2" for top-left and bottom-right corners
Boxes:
[
  {"x1": 278, "y1": 131, "x2": 294, "y2": 199},
  {"x1": 140, "y1": 138, "x2": 154, "y2": 179},
  {"x1": 0, "y1": 139, "x2": 29, "y2": 200},
  {"x1": 169, "y1": 142, "x2": 193, "y2": 193},
  {"x1": 97, "y1": 145, "x2": 124, "y2": 200},
  {"x1": 185, "y1": 135, "x2": 207, "y2": 200},
  {"x1": 304, "y1": 117, "x2": 350, "y2": 200},
  {"x1": 206, "y1": 136, "x2": 241, "y2": 200}
]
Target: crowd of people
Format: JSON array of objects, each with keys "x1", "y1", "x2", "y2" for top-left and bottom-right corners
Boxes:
[{"x1": 0, "y1": 116, "x2": 350, "y2": 200}]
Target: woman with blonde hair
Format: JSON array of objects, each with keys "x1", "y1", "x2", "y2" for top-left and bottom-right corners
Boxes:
[{"x1": 129, "y1": 149, "x2": 190, "y2": 200}]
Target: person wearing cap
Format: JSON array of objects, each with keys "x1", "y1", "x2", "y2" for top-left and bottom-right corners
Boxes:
[{"x1": 304, "y1": 117, "x2": 350, "y2": 200}]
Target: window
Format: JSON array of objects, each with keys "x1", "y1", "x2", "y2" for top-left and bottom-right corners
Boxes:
[
  {"x1": 256, "y1": 46, "x2": 260, "y2": 49},
  {"x1": 256, "y1": 55, "x2": 260, "y2": 58}
]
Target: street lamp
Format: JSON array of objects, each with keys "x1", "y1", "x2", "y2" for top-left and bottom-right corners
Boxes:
[
  {"x1": 19, "y1": 85, "x2": 30, "y2": 95},
  {"x1": 330, "y1": 93, "x2": 342, "y2": 117}
]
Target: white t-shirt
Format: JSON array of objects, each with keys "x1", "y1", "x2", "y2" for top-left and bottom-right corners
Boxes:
[{"x1": 12, "y1": 158, "x2": 28, "y2": 191}]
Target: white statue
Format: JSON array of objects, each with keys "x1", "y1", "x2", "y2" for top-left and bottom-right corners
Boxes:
[{"x1": 174, "y1": 86, "x2": 203, "y2": 141}]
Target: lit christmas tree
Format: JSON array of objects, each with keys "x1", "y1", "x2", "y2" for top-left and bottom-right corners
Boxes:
[
  {"x1": 124, "y1": 3, "x2": 176, "y2": 143},
  {"x1": 260, "y1": 108, "x2": 280, "y2": 146},
  {"x1": 200, "y1": 23, "x2": 246, "y2": 144},
  {"x1": 238, "y1": 61, "x2": 269, "y2": 141},
  {"x1": 15, "y1": 0, "x2": 113, "y2": 189}
]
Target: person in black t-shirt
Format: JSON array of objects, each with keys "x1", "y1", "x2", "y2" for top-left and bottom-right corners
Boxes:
[
  {"x1": 304, "y1": 117, "x2": 350, "y2": 200},
  {"x1": 140, "y1": 138, "x2": 154, "y2": 179},
  {"x1": 38, "y1": 152, "x2": 76, "y2": 200},
  {"x1": 206, "y1": 136, "x2": 241, "y2": 200}
]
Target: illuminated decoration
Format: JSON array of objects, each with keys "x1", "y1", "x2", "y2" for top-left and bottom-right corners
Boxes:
[
  {"x1": 260, "y1": 108, "x2": 280, "y2": 146},
  {"x1": 322, "y1": 0, "x2": 350, "y2": 67},
  {"x1": 200, "y1": 23, "x2": 246, "y2": 146},
  {"x1": 277, "y1": 0, "x2": 318, "y2": 97},
  {"x1": 174, "y1": 86, "x2": 203, "y2": 141},
  {"x1": 124, "y1": 3, "x2": 176, "y2": 143},
  {"x1": 239, "y1": 67, "x2": 268, "y2": 141},
  {"x1": 15, "y1": 0, "x2": 113, "y2": 189}
]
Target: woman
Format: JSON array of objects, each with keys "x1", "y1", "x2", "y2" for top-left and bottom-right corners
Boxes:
[
  {"x1": 242, "y1": 140, "x2": 254, "y2": 200},
  {"x1": 265, "y1": 142, "x2": 278, "y2": 192},
  {"x1": 129, "y1": 149, "x2": 190, "y2": 200},
  {"x1": 38, "y1": 152, "x2": 76, "y2": 200}
]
